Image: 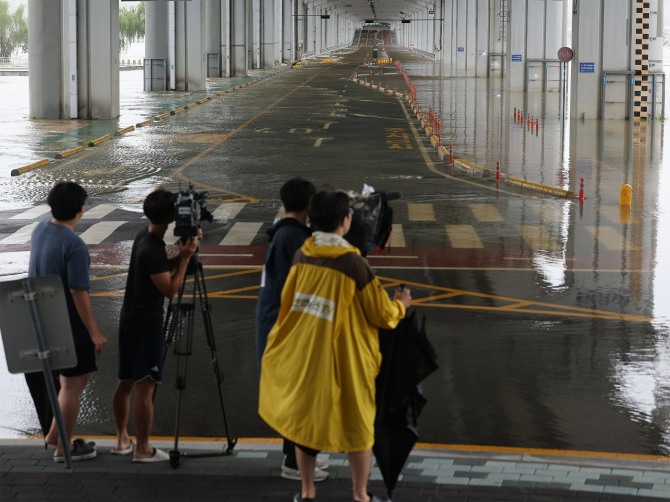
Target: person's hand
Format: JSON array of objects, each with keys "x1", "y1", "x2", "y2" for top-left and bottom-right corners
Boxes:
[
  {"x1": 394, "y1": 285, "x2": 411, "y2": 308},
  {"x1": 178, "y1": 236, "x2": 198, "y2": 261},
  {"x1": 91, "y1": 330, "x2": 107, "y2": 355}
]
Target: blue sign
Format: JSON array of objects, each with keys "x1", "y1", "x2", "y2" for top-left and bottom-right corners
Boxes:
[
  {"x1": 457, "y1": 47, "x2": 464, "y2": 52},
  {"x1": 512, "y1": 54, "x2": 522, "y2": 62},
  {"x1": 579, "y1": 62, "x2": 595, "y2": 73}
]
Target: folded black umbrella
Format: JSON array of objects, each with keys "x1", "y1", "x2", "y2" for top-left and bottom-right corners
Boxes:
[{"x1": 374, "y1": 310, "x2": 438, "y2": 499}]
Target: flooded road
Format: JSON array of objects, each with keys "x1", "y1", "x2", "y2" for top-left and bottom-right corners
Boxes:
[{"x1": 0, "y1": 49, "x2": 668, "y2": 457}]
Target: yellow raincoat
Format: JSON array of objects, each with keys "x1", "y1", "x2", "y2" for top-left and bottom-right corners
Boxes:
[{"x1": 258, "y1": 235, "x2": 406, "y2": 452}]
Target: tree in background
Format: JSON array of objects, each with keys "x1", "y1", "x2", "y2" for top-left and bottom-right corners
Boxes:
[
  {"x1": 119, "y1": 1, "x2": 145, "y2": 52},
  {"x1": 0, "y1": 0, "x2": 28, "y2": 59}
]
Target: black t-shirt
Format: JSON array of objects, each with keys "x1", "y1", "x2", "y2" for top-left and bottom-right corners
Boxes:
[{"x1": 120, "y1": 229, "x2": 170, "y2": 332}]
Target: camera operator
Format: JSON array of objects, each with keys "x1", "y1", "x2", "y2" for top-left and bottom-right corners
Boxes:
[{"x1": 111, "y1": 189, "x2": 199, "y2": 463}]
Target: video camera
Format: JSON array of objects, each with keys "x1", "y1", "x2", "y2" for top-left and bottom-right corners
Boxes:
[
  {"x1": 174, "y1": 185, "x2": 214, "y2": 238},
  {"x1": 345, "y1": 185, "x2": 401, "y2": 255}
]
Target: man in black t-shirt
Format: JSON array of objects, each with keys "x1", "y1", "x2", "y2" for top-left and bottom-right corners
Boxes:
[{"x1": 111, "y1": 189, "x2": 198, "y2": 462}]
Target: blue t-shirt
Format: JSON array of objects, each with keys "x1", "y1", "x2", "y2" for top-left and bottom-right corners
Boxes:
[{"x1": 29, "y1": 220, "x2": 91, "y2": 345}]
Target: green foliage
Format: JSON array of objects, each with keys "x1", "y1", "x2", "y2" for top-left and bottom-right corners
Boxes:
[
  {"x1": 119, "y1": 2, "x2": 145, "y2": 51},
  {"x1": 0, "y1": 0, "x2": 28, "y2": 59}
]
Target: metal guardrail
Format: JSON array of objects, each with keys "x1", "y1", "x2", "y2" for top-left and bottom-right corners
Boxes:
[{"x1": 0, "y1": 56, "x2": 28, "y2": 67}]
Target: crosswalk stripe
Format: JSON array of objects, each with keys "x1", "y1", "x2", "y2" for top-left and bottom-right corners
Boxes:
[
  {"x1": 518, "y1": 225, "x2": 559, "y2": 251},
  {"x1": 599, "y1": 205, "x2": 634, "y2": 224},
  {"x1": 469, "y1": 204, "x2": 503, "y2": 222},
  {"x1": 212, "y1": 203, "x2": 246, "y2": 221},
  {"x1": 220, "y1": 222, "x2": 263, "y2": 246},
  {"x1": 390, "y1": 223, "x2": 406, "y2": 247},
  {"x1": 407, "y1": 203, "x2": 435, "y2": 221},
  {"x1": 445, "y1": 225, "x2": 483, "y2": 248},
  {"x1": 1, "y1": 223, "x2": 38, "y2": 244},
  {"x1": 79, "y1": 221, "x2": 126, "y2": 245},
  {"x1": 82, "y1": 204, "x2": 118, "y2": 220},
  {"x1": 585, "y1": 226, "x2": 637, "y2": 251},
  {"x1": 531, "y1": 203, "x2": 567, "y2": 223},
  {"x1": 10, "y1": 205, "x2": 50, "y2": 220}
]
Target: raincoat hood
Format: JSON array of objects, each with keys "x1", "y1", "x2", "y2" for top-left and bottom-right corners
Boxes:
[{"x1": 301, "y1": 233, "x2": 361, "y2": 260}]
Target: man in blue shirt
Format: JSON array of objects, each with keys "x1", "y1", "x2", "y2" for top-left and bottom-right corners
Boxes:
[{"x1": 28, "y1": 181, "x2": 107, "y2": 462}]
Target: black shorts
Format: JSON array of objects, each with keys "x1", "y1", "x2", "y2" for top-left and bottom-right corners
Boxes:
[
  {"x1": 60, "y1": 339, "x2": 97, "y2": 377},
  {"x1": 118, "y1": 326, "x2": 164, "y2": 384}
]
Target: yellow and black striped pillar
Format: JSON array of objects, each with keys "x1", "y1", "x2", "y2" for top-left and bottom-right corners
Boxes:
[{"x1": 633, "y1": 0, "x2": 651, "y2": 119}]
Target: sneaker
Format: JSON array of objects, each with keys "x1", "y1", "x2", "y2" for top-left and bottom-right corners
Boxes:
[
  {"x1": 292, "y1": 494, "x2": 316, "y2": 502},
  {"x1": 53, "y1": 440, "x2": 97, "y2": 463},
  {"x1": 281, "y1": 464, "x2": 329, "y2": 482}
]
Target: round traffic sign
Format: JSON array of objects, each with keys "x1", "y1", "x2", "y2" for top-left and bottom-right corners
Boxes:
[{"x1": 558, "y1": 47, "x2": 574, "y2": 63}]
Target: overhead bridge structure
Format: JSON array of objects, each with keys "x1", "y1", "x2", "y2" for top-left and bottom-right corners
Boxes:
[{"x1": 28, "y1": 0, "x2": 665, "y2": 122}]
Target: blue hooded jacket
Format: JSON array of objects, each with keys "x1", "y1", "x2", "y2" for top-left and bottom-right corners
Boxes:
[{"x1": 255, "y1": 217, "x2": 312, "y2": 367}]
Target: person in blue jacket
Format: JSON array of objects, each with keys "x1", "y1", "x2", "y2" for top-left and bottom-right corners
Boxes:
[{"x1": 255, "y1": 177, "x2": 329, "y2": 481}]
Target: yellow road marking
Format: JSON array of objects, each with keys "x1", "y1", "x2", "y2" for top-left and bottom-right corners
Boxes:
[{"x1": 89, "y1": 267, "x2": 652, "y2": 322}]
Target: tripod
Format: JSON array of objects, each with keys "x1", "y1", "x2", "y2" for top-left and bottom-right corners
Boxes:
[{"x1": 163, "y1": 257, "x2": 237, "y2": 468}]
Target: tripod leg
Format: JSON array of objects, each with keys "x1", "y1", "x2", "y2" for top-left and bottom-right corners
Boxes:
[
  {"x1": 170, "y1": 302, "x2": 195, "y2": 468},
  {"x1": 194, "y1": 263, "x2": 237, "y2": 453}
]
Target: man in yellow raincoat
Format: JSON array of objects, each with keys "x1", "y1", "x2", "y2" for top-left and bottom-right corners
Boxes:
[{"x1": 259, "y1": 190, "x2": 412, "y2": 502}]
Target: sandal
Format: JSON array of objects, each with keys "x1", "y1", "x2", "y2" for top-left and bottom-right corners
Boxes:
[{"x1": 111, "y1": 440, "x2": 135, "y2": 455}]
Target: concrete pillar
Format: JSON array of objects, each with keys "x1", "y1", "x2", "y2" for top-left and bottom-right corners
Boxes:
[
  {"x1": 222, "y1": 0, "x2": 231, "y2": 77},
  {"x1": 249, "y1": 0, "x2": 261, "y2": 69},
  {"x1": 570, "y1": 0, "x2": 602, "y2": 118},
  {"x1": 29, "y1": 0, "x2": 119, "y2": 120},
  {"x1": 145, "y1": 2, "x2": 170, "y2": 62},
  {"x1": 78, "y1": 1, "x2": 120, "y2": 119},
  {"x1": 261, "y1": 0, "x2": 276, "y2": 68},
  {"x1": 455, "y1": 0, "x2": 468, "y2": 69},
  {"x1": 307, "y1": 4, "x2": 316, "y2": 54},
  {"x1": 172, "y1": 1, "x2": 205, "y2": 90},
  {"x1": 443, "y1": 0, "x2": 454, "y2": 65},
  {"x1": 434, "y1": 0, "x2": 443, "y2": 57},
  {"x1": 186, "y1": 0, "x2": 206, "y2": 90},
  {"x1": 295, "y1": 0, "x2": 305, "y2": 59},
  {"x1": 29, "y1": 0, "x2": 62, "y2": 119},
  {"x1": 506, "y1": 0, "x2": 526, "y2": 90},
  {"x1": 475, "y1": 0, "x2": 489, "y2": 77},
  {"x1": 231, "y1": 0, "x2": 248, "y2": 76},
  {"x1": 282, "y1": 0, "x2": 293, "y2": 62},
  {"x1": 206, "y1": 0, "x2": 222, "y2": 77}
]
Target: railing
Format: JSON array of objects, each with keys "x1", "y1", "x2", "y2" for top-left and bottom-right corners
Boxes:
[{"x1": 0, "y1": 56, "x2": 28, "y2": 67}]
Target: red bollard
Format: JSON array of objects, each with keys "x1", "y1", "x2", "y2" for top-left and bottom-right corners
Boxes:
[
  {"x1": 496, "y1": 161, "x2": 501, "y2": 180},
  {"x1": 536, "y1": 119, "x2": 539, "y2": 135},
  {"x1": 449, "y1": 145, "x2": 454, "y2": 165},
  {"x1": 578, "y1": 177, "x2": 585, "y2": 201}
]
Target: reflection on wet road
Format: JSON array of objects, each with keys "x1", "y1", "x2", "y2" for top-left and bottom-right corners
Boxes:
[{"x1": 0, "y1": 48, "x2": 668, "y2": 457}]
